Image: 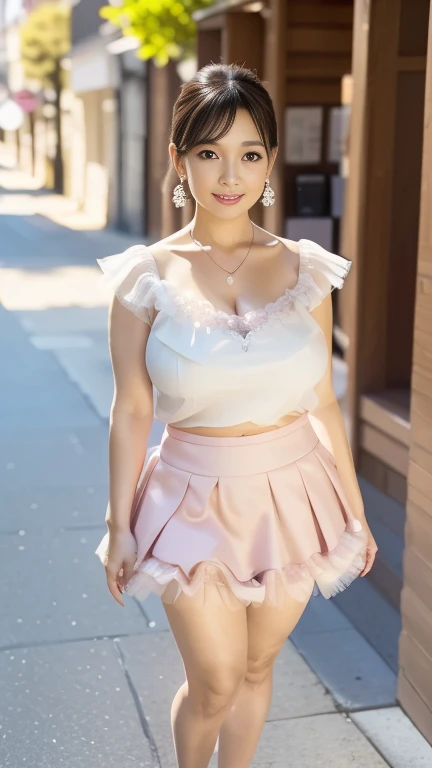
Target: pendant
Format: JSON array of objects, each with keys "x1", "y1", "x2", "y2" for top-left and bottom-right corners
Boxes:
[{"x1": 226, "y1": 275, "x2": 234, "y2": 285}]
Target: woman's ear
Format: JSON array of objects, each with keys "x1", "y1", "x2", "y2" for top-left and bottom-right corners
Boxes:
[
  {"x1": 169, "y1": 142, "x2": 184, "y2": 178},
  {"x1": 266, "y1": 146, "x2": 278, "y2": 176}
]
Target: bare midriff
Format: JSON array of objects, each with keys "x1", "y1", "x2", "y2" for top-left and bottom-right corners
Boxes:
[{"x1": 172, "y1": 412, "x2": 303, "y2": 437}]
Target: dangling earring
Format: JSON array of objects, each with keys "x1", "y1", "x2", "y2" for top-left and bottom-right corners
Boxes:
[
  {"x1": 173, "y1": 175, "x2": 187, "y2": 208},
  {"x1": 261, "y1": 178, "x2": 275, "y2": 206}
]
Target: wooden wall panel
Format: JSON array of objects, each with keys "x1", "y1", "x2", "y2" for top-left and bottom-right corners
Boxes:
[
  {"x1": 399, "y1": 0, "x2": 430, "y2": 56},
  {"x1": 224, "y1": 12, "x2": 264, "y2": 75},
  {"x1": 386, "y1": 71, "x2": 425, "y2": 386},
  {"x1": 356, "y1": 0, "x2": 401, "y2": 393},
  {"x1": 152, "y1": 60, "x2": 184, "y2": 239},
  {"x1": 286, "y1": 27, "x2": 352, "y2": 54},
  {"x1": 405, "y1": 504, "x2": 432, "y2": 568},
  {"x1": 283, "y1": 2, "x2": 354, "y2": 248},
  {"x1": 399, "y1": 630, "x2": 432, "y2": 707},
  {"x1": 262, "y1": 0, "x2": 288, "y2": 235},
  {"x1": 398, "y1": 0, "x2": 432, "y2": 744}
]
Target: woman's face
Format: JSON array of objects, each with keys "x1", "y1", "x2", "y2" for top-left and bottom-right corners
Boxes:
[{"x1": 170, "y1": 108, "x2": 277, "y2": 216}]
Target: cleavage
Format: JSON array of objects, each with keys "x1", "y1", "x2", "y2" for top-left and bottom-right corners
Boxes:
[{"x1": 157, "y1": 244, "x2": 299, "y2": 318}]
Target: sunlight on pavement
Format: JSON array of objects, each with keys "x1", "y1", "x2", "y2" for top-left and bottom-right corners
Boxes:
[
  {"x1": 0, "y1": 190, "x2": 107, "y2": 230},
  {"x1": 0, "y1": 148, "x2": 107, "y2": 231},
  {"x1": 0, "y1": 265, "x2": 112, "y2": 311}
]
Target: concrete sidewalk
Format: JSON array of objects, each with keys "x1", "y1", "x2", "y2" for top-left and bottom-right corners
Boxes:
[{"x1": 0, "y1": 158, "x2": 430, "y2": 767}]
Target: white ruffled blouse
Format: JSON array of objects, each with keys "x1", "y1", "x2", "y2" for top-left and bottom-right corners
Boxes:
[{"x1": 97, "y1": 238, "x2": 352, "y2": 428}]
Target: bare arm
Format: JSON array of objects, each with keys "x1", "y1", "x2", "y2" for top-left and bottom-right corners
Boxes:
[
  {"x1": 102, "y1": 294, "x2": 155, "y2": 604},
  {"x1": 307, "y1": 294, "x2": 364, "y2": 518},
  {"x1": 306, "y1": 293, "x2": 378, "y2": 577},
  {"x1": 105, "y1": 293, "x2": 154, "y2": 531}
]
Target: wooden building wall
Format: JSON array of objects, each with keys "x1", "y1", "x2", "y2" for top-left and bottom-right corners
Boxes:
[
  {"x1": 283, "y1": 1, "x2": 353, "y2": 239},
  {"x1": 398, "y1": 0, "x2": 432, "y2": 742},
  {"x1": 340, "y1": 0, "x2": 429, "y2": 613},
  {"x1": 191, "y1": 0, "x2": 355, "y2": 242}
]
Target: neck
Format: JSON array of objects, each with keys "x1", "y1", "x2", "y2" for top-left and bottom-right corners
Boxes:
[{"x1": 189, "y1": 208, "x2": 254, "y2": 253}]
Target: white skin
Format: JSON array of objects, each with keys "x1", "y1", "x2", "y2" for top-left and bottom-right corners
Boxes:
[{"x1": 104, "y1": 107, "x2": 378, "y2": 767}]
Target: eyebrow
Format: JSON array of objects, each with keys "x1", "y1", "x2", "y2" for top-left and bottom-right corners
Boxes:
[{"x1": 196, "y1": 140, "x2": 265, "y2": 148}]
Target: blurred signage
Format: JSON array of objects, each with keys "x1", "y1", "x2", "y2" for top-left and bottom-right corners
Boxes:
[
  {"x1": 13, "y1": 89, "x2": 39, "y2": 113},
  {"x1": 22, "y1": 1, "x2": 39, "y2": 11},
  {"x1": 285, "y1": 107, "x2": 323, "y2": 164}
]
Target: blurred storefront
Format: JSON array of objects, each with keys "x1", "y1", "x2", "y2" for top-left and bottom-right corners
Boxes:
[
  {"x1": 70, "y1": 0, "x2": 121, "y2": 226},
  {"x1": 70, "y1": 0, "x2": 148, "y2": 233},
  {"x1": 191, "y1": 0, "x2": 432, "y2": 744}
]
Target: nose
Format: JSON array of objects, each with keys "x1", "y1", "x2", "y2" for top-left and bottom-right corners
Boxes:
[{"x1": 219, "y1": 160, "x2": 240, "y2": 187}]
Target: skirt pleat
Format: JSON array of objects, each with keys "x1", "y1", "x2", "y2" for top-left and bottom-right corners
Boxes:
[{"x1": 95, "y1": 414, "x2": 368, "y2": 609}]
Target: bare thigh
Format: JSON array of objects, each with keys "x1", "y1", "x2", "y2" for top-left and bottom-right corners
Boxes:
[
  {"x1": 245, "y1": 584, "x2": 314, "y2": 684},
  {"x1": 162, "y1": 583, "x2": 249, "y2": 714}
]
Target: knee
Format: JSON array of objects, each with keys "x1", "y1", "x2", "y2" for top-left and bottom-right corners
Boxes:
[
  {"x1": 188, "y1": 664, "x2": 246, "y2": 718},
  {"x1": 245, "y1": 653, "x2": 275, "y2": 687}
]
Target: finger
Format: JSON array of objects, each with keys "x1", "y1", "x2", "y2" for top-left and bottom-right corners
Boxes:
[
  {"x1": 120, "y1": 559, "x2": 136, "y2": 587},
  {"x1": 106, "y1": 570, "x2": 124, "y2": 606},
  {"x1": 360, "y1": 551, "x2": 375, "y2": 577},
  {"x1": 107, "y1": 577, "x2": 124, "y2": 606},
  {"x1": 359, "y1": 552, "x2": 371, "y2": 577}
]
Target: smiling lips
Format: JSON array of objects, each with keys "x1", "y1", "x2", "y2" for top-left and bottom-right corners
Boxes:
[{"x1": 212, "y1": 193, "x2": 244, "y2": 205}]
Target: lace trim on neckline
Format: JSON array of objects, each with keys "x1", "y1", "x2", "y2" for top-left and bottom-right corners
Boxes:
[
  {"x1": 142, "y1": 269, "x2": 317, "y2": 351},
  {"x1": 161, "y1": 270, "x2": 313, "y2": 322}
]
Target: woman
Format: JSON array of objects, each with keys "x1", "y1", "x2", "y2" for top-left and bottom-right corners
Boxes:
[{"x1": 95, "y1": 63, "x2": 378, "y2": 768}]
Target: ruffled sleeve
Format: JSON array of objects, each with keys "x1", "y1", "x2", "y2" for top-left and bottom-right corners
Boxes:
[
  {"x1": 96, "y1": 244, "x2": 163, "y2": 326},
  {"x1": 297, "y1": 239, "x2": 353, "y2": 312}
]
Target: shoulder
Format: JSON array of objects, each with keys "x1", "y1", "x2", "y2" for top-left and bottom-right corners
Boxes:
[
  {"x1": 273, "y1": 234, "x2": 300, "y2": 255},
  {"x1": 297, "y1": 238, "x2": 352, "y2": 284},
  {"x1": 96, "y1": 243, "x2": 164, "y2": 326},
  {"x1": 96, "y1": 243, "x2": 158, "y2": 283},
  {"x1": 291, "y1": 238, "x2": 353, "y2": 312},
  {"x1": 144, "y1": 227, "x2": 197, "y2": 278}
]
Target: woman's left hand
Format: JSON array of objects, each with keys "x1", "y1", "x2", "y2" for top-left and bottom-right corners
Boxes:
[{"x1": 359, "y1": 524, "x2": 378, "y2": 577}]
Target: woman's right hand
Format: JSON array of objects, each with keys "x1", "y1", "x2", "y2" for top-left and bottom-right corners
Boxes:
[{"x1": 103, "y1": 526, "x2": 138, "y2": 606}]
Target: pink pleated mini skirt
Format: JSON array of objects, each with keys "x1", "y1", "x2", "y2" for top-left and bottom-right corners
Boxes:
[{"x1": 95, "y1": 413, "x2": 368, "y2": 610}]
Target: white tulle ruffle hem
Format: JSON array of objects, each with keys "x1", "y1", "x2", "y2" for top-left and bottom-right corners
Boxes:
[{"x1": 117, "y1": 524, "x2": 367, "y2": 611}]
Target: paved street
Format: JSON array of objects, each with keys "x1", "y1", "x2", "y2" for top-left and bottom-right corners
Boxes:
[{"x1": 1, "y1": 151, "x2": 430, "y2": 767}]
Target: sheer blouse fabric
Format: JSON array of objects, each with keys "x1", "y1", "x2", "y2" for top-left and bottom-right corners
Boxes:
[{"x1": 97, "y1": 238, "x2": 352, "y2": 428}]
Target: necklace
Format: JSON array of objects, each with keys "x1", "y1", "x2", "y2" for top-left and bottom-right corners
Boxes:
[{"x1": 190, "y1": 222, "x2": 255, "y2": 285}]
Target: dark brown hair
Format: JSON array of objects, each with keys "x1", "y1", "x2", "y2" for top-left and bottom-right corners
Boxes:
[{"x1": 167, "y1": 63, "x2": 278, "y2": 201}]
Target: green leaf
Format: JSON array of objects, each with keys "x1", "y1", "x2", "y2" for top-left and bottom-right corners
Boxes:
[
  {"x1": 98, "y1": 0, "x2": 213, "y2": 66},
  {"x1": 20, "y1": 2, "x2": 71, "y2": 85}
]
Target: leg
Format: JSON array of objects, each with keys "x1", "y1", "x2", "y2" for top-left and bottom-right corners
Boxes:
[
  {"x1": 162, "y1": 579, "x2": 248, "y2": 768},
  {"x1": 217, "y1": 582, "x2": 314, "y2": 768}
]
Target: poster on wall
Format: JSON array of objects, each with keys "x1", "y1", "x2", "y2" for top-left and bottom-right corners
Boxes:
[
  {"x1": 327, "y1": 106, "x2": 349, "y2": 164},
  {"x1": 285, "y1": 107, "x2": 323, "y2": 164}
]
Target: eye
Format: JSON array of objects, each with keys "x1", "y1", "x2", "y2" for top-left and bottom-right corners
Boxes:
[
  {"x1": 244, "y1": 151, "x2": 263, "y2": 162},
  {"x1": 197, "y1": 150, "x2": 218, "y2": 160},
  {"x1": 197, "y1": 149, "x2": 263, "y2": 162}
]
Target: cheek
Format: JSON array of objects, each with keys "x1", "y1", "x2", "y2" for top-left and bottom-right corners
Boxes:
[{"x1": 187, "y1": 163, "x2": 213, "y2": 193}]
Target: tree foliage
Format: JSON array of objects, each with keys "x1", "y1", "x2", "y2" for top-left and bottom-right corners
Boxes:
[
  {"x1": 20, "y1": 2, "x2": 70, "y2": 87},
  {"x1": 100, "y1": 0, "x2": 214, "y2": 67},
  {"x1": 20, "y1": 3, "x2": 71, "y2": 193}
]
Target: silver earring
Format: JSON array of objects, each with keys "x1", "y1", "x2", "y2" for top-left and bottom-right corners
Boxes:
[
  {"x1": 261, "y1": 178, "x2": 275, "y2": 206},
  {"x1": 173, "y1": 175, "x2": 187, "y2": 208}
]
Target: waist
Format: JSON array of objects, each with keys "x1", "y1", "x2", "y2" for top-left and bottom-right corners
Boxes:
[
  {"x1": 162, "y1": 413, "x2": 317, "y2": 476},
  {"x1": 168, "y1": 412, "x2": 304, "y2": 438}
]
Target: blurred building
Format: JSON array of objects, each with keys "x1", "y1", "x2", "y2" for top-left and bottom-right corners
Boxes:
[
  {"x1": 0, "y1": 0, "x2": 73, "y2": 187},
  {"x1": 70, "y1": 0, "x2": 148, "y2": 233},
  {"x1": 192, "y1": 0, "x2": 432, "y2": 744},
  {"x1": 70, "y1": 0, "x2": 121, "y2": 227}
]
